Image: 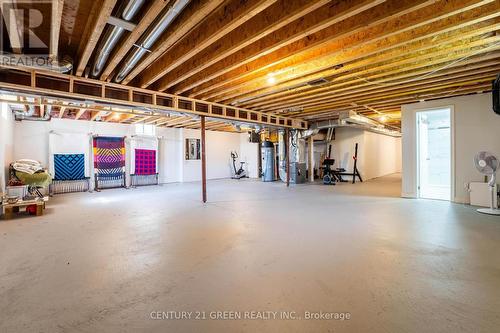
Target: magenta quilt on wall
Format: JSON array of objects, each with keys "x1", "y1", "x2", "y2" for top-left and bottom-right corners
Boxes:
[{"x1": 135, "y1": 149, "x2": 156, "y2": 175}]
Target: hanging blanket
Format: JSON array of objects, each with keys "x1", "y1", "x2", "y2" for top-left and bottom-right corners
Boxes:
[
  {"x1": 135, "y1": 149, "x2": 156, "y2": 175},
  {"x1": 130, "y1": 136, "x2": 158, "y2": 174},
  {"x1": 49, "y1": 132, "x2": 91, "y2": 178},
  {"x1": 15, "y1": 170, "x2": 52, "y2": 187},
  {"x1": 93, "y1": 136, "x2": 125, "y2": 180},
  {"x1": 54, "y1": 154, "x2": 85, "y2": 180}
]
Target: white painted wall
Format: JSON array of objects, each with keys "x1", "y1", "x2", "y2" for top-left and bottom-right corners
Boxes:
[
  {"x1": 0, "y1": 103, "x2": 14, "y2": 192},
  {"x1": 401, "y1": 93, "x2": 500, "y2": 203},
  {"x1": 363, "y1": 131, "x2": 402, "y2": 180},
  {"x1": 330, "y1": 127, "x2": 401, "y2": 181},
  {"x1": 179, "y1": 129, "x2": 259, "y2": 181},
  {"x1": 239, "y1": 133, "x2": 259, "y2": 179},
  {"x1": 331, "y1": 127, "x2": 365, "y2": 175},
  {"x1": 181, "y1": 128, "x2": 238, "y2": 182},
  {"x1": 11, "y1": 118, "x2": 259, "y2": 187},
  {"x1": 158, "y1": 129, "x2": 182, "y2": 184}
]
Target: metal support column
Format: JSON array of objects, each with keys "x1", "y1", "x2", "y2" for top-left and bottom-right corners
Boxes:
[
  {"x1": 201, "y1": 116, "x2": 207, "y2": 203},
  {"x1": 308, "y1": 136, "x2": 314, "y2": 182},
  {"x1": 285, "y1": 129, "x2": 290, "y2": 187}
]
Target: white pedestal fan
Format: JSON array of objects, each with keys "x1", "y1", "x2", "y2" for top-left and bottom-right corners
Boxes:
[{"x1": 474, "y1": 151, "x2": 500, "y2": 215}]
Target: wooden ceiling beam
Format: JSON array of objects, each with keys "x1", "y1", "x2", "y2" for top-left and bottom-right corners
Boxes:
[
  {"x1": 170, "y1": 118, "x2": 197, "y2": 128},
  {"x1": 155, "y1": 116, "x2": 181, "y2": 126},
  {"x1": 224, "y1": 11, "x2": 500, "y2": 105},
  {"x1": 161, "y1": 117, "x2": 193, "y2": 127},
  {"x1": 143, "y1": 117, "x2": 164, "y2": 125},
  {"x1": 300, "y1": 87, "x2": 469, "y2": 117},
  {"x1": 74, "y1": 109, "x2": 87, "y2": 120},
  {"x1": 298, "y1": 80, "x2": 493, "y2": 118},
  {"x1": 304, "y1": 84, "x2": 491, "y2": 121},
  {"x1": 50, "y1": 0, "x2": 64, "y2": 59},
  {"x1": 184, "y1": 120, "x2": 225, "y2": 130},
  {"x1": 206, "y1": 121, "x2": 230, "y2": 130},
  {"x1": 0, "y1": 66, "x2": 305, "y2": 129},
  {"x1": 152, "y1": 0, "x2": 351, "y2": 92},
  {"x1": 39, "y1": 100, "x2": 45, "y2": 118},
  {"x1": 138, "y1": 0, "x2": 277, "y2": 88},
  {"x1": 104, "y1": 112, "x2": 131, "y2": 122},
  {"x1": 191, "y1": 0, "x2": 495, "y2": 101},
  {"x1": 247, "y1": 29, "x2": 500, "y2": 110},
  {"x1": 58, "y1": 106, "x2": 66, "y2": 118},
  {"x1": 268, "y1": 59, "x2": 500, "y2": 114},
  {"x1": 117, "y1": 114, "x2": 137, "y2": 123},
  {"x1": 131, "y1": 116, "x2": 154, "y2": 124},
  {"x1": 75, "y1": 0, "x2": 118, "y2": 76},
  {"x1": 211, "y1": 124, "x2": 237, "y2": 131},
  {"x1": 100, "y1": 0, "x2": 173, "y2": 81},
  {"x1": 102, "y1": 112, "x2": 116, "y2": 122},
  {"x1": 257, "y1": 40, "x2": 500, "y2": 112},
  {"x1": 208, "y1": 0, "x2": 498, "y2": 103},
  {"x1": 183, "y1": 121, "x2": 205, "y2": 129},
  {"x1": 278, "y1": 68, "x2": 500, "y2": 114},
  {"x1": 90, "y1": 111, "x2": 103, "y2": 121},
  {"x1": 121, "y1": 0, "x2": 225, "y2": 85},
  {"x1": 173, "y1": 0, "x2": 415, "y2": 96}
]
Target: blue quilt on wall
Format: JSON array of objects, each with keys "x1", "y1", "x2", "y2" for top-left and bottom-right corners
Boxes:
[{"x1": 54, "y1": 154, "x2": 85, "y2": 180}]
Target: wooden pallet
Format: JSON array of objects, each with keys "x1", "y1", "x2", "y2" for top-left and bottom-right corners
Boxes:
[{"x1": 1, "y1": 199, "x2": 46, "y2": 220}]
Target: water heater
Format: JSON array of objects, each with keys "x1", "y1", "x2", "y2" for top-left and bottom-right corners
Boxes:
[{"x1": 261, "y1": 141, "x2": 275, "y2": 182}]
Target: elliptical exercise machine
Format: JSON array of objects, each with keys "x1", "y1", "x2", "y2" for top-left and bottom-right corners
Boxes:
[{"x1": 231, "y1": 151, "x2": 248, "y2": 179}]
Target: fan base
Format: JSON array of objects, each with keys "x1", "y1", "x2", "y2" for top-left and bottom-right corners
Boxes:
[{"x1": 477, "y1": 208, "x2": 500, "y2": 215}]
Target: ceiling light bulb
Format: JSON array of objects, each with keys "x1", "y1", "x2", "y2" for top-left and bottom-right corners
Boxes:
[
  {"x1": 379, "y1": 115, "x2": 388, "y2": 122},
  {"x1": 267, "y1": 75, "x2": 276, "y2": 85}
]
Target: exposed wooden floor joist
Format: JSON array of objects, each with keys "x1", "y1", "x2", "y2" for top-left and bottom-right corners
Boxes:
[{"x1": 3, "y1": 0, "x2": 499, "y2": 129}]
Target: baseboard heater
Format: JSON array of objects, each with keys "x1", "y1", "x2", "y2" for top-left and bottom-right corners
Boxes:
[
  {"x1": 49, "y1": 178, "x2": 90, "y2": 195},
  {"x1": 130, "y1": 174, "x2": 159, "y2": 187}
]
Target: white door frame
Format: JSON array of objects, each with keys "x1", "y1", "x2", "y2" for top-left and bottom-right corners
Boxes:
[{"x1": 415, "y1": 105, "x2": 455, "y2": 201}]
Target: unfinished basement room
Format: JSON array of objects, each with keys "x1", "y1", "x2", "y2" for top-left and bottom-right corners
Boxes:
[{"x1": 1, "y1": 0, "x2": 500, "y2": 332}]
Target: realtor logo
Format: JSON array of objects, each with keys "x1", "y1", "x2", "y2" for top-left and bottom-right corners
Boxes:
[{"x1": 0, "y1": 0, "x2": 53, "y2": 68}]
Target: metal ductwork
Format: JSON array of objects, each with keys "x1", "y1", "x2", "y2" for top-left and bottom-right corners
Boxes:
[
  {"x1": 13, "y1": 105, "x2": 35, "y2": 119},
  {"x1": 278, "y1": 130, "x2": 287, "y2": 183},
  {"x1": 298, "y1": 128, "x2": 319, "y2": 139},
  {"x1": 53, "y1": 57, "x2": 73, "y2": 73},
  {"x1": 91, "y1": 0, "x2": 146, "y2": 77},
  {"x1": 14, "y1": 105, "x2": 51, "y2": 121},
  {"x1": 310, "y1": 111, "x2": 401, "y2": 137},
  {"x1": 290, "y1": 130, "x2": 306, "y2": 164},
  {"x1": 115, "y1": 0, "x2": 191, "y2": 83},
  {"x1": 10, "y1": 55, "x2": 72, "y2": 73},
  {"x1": 277, "y1": 130, "x2": 306, "y2": 184}
]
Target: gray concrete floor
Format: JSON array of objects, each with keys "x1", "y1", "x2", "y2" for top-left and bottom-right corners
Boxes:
[{"x1": 1, "y1": 174, "x2": 500, "y2": 332}]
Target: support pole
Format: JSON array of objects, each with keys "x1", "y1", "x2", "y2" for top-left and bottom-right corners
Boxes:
[
  {"x1": 308, "y1": 136, "x2": 314, "y2": 182},
  {"x1": 285, "y1": 129, "x2": 290, "y2": 187},
  {"x1": 352, "y1": 143, "x2": 358, "y2": 184},
  {"x1": 201, "y1": 116, "x2": 207, "y2": 203}
]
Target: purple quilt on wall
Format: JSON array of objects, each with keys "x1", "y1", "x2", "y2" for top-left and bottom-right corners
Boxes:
[{"x1": 93, "y1": 136, "x2": 125, "y2": 180}]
